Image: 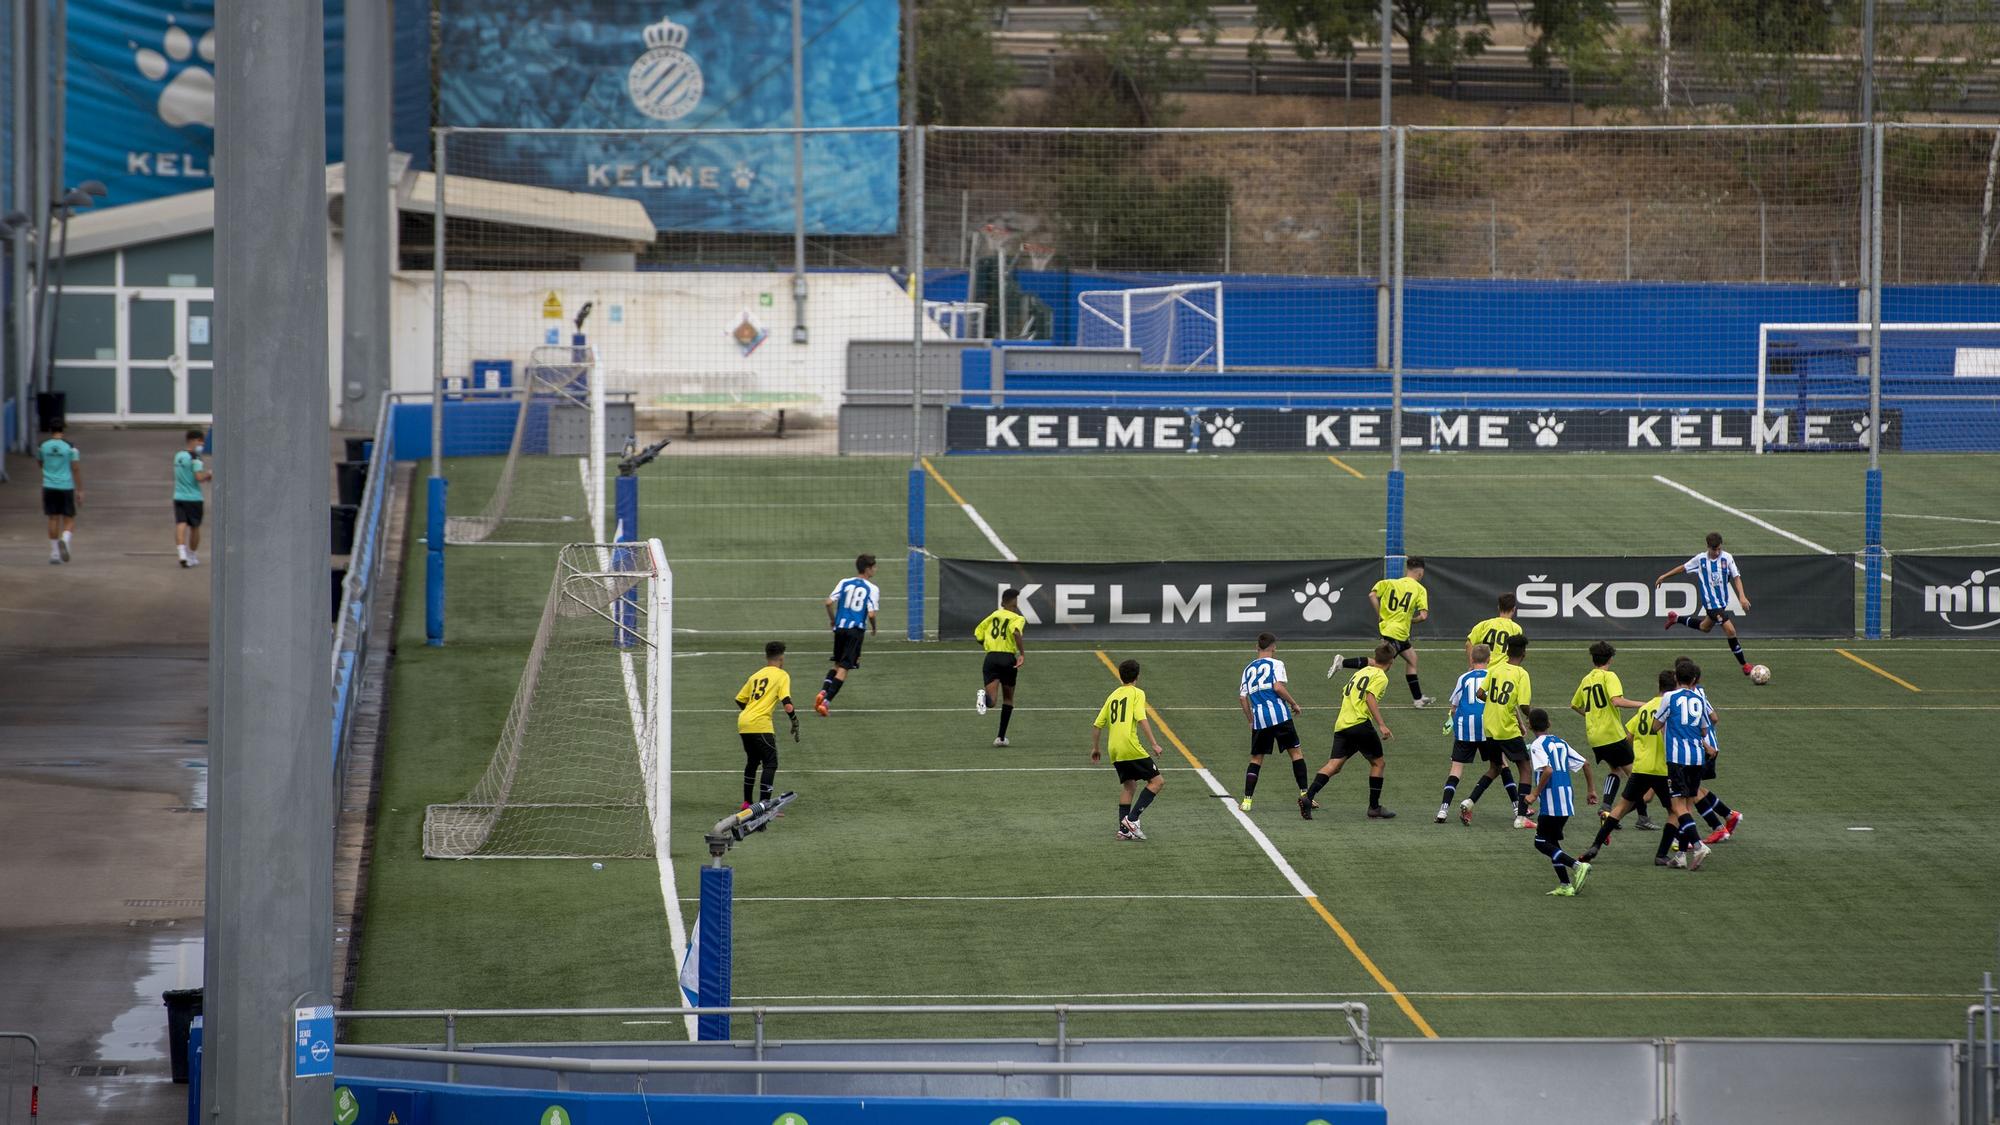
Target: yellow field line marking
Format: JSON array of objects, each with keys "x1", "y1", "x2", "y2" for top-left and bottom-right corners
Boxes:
[
  {"x1": 1835, "y1": 648, "x2": 1922, "y2": 693},
  {"x1": 1326, "y1": 455, "x2": 1367, "y2": 479},
  {"x1": 919, "y1": 457, "x2": 967, "y2": 506},
  {"x1": 1091, "y1": 650, "x2": 1438, "y2": 1039}
]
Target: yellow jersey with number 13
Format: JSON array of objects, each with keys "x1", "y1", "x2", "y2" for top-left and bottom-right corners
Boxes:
[{"x1": 735, "y1": 666, "x2": 792, "y2": 734}]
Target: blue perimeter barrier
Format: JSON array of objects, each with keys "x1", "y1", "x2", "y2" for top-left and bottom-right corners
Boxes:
[
  {"x1": 331, "y1": 1078, "x2": 1385, "y2": 1125},
  {"x1": 332, "y1": 399, "x2": 397, "y2": 770}
]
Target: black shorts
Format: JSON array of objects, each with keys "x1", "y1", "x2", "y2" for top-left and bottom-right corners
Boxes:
[
  {"x1": 1537, "y1": 814, "x2": 1568, "y2": 840},
  {"x1": 1113, "y1": 757, "x2": 1161, "y2": 783},
  {"x1": 174, "y1": 500, "x2": 204, "y2": 528},
  {"x1": 1700, "y1": 755, "x2": 1718, "y2": 782},
  {"x1": 42, "y1": 488, "x2": 75, "y2": 517},
  {"x1": 1484, "y1": 736, "x2": 1530, "y2": 765},
  {"x1": 1378, "y1": 636, "x2": 1413, "y2": 656},
  {"x1": 1592, "y1": 737, "x2": 1635, "y2": 770},
  {"x1": 740, "y1": 732, "x2": 778, "y2": 764},
  {"x1": 1250, "y1": 719, "x2": 1301, "y2": 758},
  {"x1": 1331, "y1": 723, "x2": 1384, "y2": 761},
  {"x1": 1698, "y1": 607, "x2": 1732, "y2": 624},
  {"x1": 829, "y1": 627, "x2": 866, "y2": 670},
  {"x1": 1450, "y1": 739, "x2": 1485, "y2": 765},
  {"x1": 1667, "y1": 763, "x2": 1706, "y2": 800},
  {"x1": 981, "y1": 650, "x2": 1019, "y2": 688},
  {"x1": 1622, "y1": 772, "x2": 1670, "y2": 805}
]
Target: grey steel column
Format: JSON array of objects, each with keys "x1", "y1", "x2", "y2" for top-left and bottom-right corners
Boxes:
[
  {"x1": 1868, "y1": 123, "x2": 1882, "y2": 473},
  {"x1": 11, "y1": 0, "x2": 33, "y2": 447},
  {"x1": 31, "y1": 0, "x2": 52, "y2": 396},
  {"x1": 1376, "y1": 0, "x2": 1391, "y2": 369},
  {"x1": 206, "y1": 0, "x2": 335, "y2": 1113},
  {"x1": 789, "y1": 0, "x2": 808, "y2": 344},
  {"x1": 340, "y1": 0, "x2": 393, "y2": 430}
]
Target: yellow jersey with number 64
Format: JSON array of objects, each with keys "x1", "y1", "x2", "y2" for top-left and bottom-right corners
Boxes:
[{"x1": 1372, "y1": 576, "x2": 1427, "y2": 641}]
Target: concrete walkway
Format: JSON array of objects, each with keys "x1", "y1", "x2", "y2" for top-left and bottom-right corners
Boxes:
[{"x1": 0, "y1": 426, "x2": 212, "y2": 1124}]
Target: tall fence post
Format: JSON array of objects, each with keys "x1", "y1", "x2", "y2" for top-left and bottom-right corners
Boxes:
[
  {"x1": 1864, "y1": 123, "x2": 1885, "y2": 639},
  {"x1": 427, "y1": 129, "x2": 449, "y2": 646},
  {"x1": 1386, "y1": 127, "x2": 1406, "y2": 577},
  {"x1": 908, "y1": 125, "x2": 927, "y2": 642}
]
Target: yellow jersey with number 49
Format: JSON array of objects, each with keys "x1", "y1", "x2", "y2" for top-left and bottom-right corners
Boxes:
[{"x1": 1466, "y1": 615, "x2": 1523, "y2": 665}]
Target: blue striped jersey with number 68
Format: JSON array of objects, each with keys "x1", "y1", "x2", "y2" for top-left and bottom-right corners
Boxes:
[
  {"x1": 1448, "y1": 668, "x2": 1487, "y2": 741},
  {"x1": 1239, "y1": 657, "x2": 1292, "y2": 729}
]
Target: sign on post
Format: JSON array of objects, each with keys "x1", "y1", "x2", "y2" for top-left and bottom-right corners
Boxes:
[{"x1": 293, "y1": 1005, "x2": 335, "y2": 1079}]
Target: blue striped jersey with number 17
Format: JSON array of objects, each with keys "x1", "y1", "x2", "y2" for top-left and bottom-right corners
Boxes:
[
  {"x1": 1530, "y1": 734, "x2": 1584, "y2": 817},
  {"x1": 829, "y1": 577, "x2": 880, "y2": 631},
  {"x1": 1239, "y1": 657, "x2": 1292, "y2": 730},
  {"x1": 1448, "y1": 668, "x2": 1487, "y2": 741},
  {"x1": 1658, "y1": 687, "x2": 1715, "y2": 766}
]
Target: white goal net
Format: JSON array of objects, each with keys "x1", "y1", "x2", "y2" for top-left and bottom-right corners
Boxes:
[
  {"x1": 446, "y1": 345, "x2": 607, "y2": 545},
  {"x1": 1078, "y1": 282, "x2": 1224, "y2": 372},
  {"x1": 424, "y1": 540, "x2": 671, "y2": 859},
  {"x1": 1756, "y1": 323, "x2": 2000, "y2": 453}
]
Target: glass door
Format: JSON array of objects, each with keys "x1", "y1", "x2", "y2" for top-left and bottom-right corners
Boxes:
[{"x1": 124, "y1": 291, "x2": 214, "y2": 420}]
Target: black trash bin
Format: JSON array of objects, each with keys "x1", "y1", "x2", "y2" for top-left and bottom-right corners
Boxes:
[
  {"x1": 331, "y1": 503, "x2": 358, "y2": 555},
  {"x1": 163, "y1": 988, "x2": 202, "y2": 1083},
  {"x1": 34, "y1": 391, "x2": 64, "y2": 433},
  {"x1": 344, "y1": 436, "x2": 370, "y2": 462},
  {"x1": 333, "y1": 566, "x2": 348, "y2": 622},
  {"x1": 336, "y1": 460, "x2": 368, "y2": 506}
]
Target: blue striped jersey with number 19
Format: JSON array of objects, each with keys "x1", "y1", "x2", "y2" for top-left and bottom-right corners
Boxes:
[
  {"x1": 1658, "y1": 686, "x2": 1714, "y2": 766},
  {"x1": 829, "y1": 577, "x2": 880, "y2": 630},
  {"x1": 1448, "y1": 668, "x2": 1487, "y2": 741},
  {"x1": 1239, "y1": 657, "x2": 1291, "y2": 730}
]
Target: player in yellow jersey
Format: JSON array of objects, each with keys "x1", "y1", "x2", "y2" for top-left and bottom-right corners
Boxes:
[
  {"x1": 1091, "y1": 659, "x2": 1166, "y2": 840},
  {"x1": 1570, "y1": 641, "x2": 1648, "y2": 810},
  {"x1": 1331, "y1": 558, "x2": 1433, "y2": 708},
  {"x1": 973, "y1": 589, "x2": 1028, "y2": 746},
  {"x1": 1579, "y1": 669, "x2": 1678, "y2": 865},
  {"x1": 1472, "y1": 635, "x2": 1536, "y2": 828},
  {"x1": 1301, "y1": 643, "x2": 1397, "y2": 820},
  {"x1": 734, "y1": 641, "x2": 798, "y2": 812},
  {"x1": 1465, "y1": 592, "x2": 1524, "y2": 668}
]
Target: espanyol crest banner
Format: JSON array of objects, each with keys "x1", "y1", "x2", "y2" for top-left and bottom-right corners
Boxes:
[
  {"x1": 66, "y1": 0, "x2": 347, "y2": 206},
  {"x1": 437, "y1": 0, "x2": 900, "y2": 235},
  {"x1": 939, "y1": 558, "x2": 1384, "y2": 641},
  {"x1": 1420, "y1": 555, "x2": 1856, "y2": 639}
]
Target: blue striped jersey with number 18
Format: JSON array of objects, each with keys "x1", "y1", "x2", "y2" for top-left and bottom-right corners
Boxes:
[
  {"x1": 1658, "y1": 686, "x2": 1714, "y2": 766},
  {"x1": 829, "y1": 576, "x2": 880, "y2": 630},
  {"x1": 1239, "y1": 657, "x2": 1292, "y2": 730},
  {"x1": 1448, "y1": 669, "x2": 1487, "y2": 741}
]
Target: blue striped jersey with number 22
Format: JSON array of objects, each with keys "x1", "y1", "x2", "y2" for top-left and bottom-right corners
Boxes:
[{"x1": 1239, "y1": 657, "x2": 1292, "y2": 730}]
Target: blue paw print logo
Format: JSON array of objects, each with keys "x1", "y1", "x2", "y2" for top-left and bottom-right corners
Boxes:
[{"x1": 132, "y1": 16, "x2": 215, "y2": 129}]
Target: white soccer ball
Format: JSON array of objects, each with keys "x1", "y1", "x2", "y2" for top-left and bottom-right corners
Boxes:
[
  {"x1": 591, "y1": 862, "x2": 605, "y2": 871},
  {"x1": 1749, "y1": 664, "x2": 1771, "y2": 685}
]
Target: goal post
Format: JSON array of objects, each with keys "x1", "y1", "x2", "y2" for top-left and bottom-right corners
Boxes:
[
  {"x1": 1077, "y1": 281, "x2": 1225, "y2": 372},
  {"x1": 1756, "y1": 322, "x2": 2000, "y2": 453},
  {"x1": 445, "y1": 345, "x2": 607, "y2": 545},
  {"x1": 423, "y1": 540, "x2": 671, "y2": 860}
]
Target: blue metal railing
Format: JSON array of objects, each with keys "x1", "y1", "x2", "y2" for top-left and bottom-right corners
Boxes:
[{"x1": 332, "y1": 394, "x2": 399, "y2": 774}]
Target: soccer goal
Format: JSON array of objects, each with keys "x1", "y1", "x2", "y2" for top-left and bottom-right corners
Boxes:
[
  {"x1": 1756, "y1": 323, "x2": 2000, "y2": 453},
  {"x1": 424, "y1": 540, "x2": 671, "y2": 859},
  {"x1": 445, "y1": 345, "x2": 607, "y2": 545},
  {"x1": 1078, "y1": 281, "x2": 1224, "y2": 372}
]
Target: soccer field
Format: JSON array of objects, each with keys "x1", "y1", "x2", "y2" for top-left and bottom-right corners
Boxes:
[{"x1": 350, "y1": 448, "x2": 2000, "y2": 1045}]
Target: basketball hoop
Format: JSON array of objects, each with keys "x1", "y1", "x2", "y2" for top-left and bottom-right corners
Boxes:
[
  {"x1": 1023, "y1": 242, "x2": 1056, "y2": 271},
  {"x1": 979, "y1": 222, "x2": 1015, "y2": 253}
]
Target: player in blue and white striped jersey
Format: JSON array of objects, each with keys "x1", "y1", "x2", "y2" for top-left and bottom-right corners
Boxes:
[
  {"x1": 1676, "y1": 659, "x2": 1745, "y2": 846},
  {"x1": 1654, "y1": 531, "x2": 1754, "y2": 676},
  {"x1": 1522, "y1": 709, "x2": 1594, "y2": 896},
  {"x1": 816, "y1": 554, "x2": 881, "y2": 717},
  {"x1": 1656, "y1": 662, "x2": 1718, "y2": 870},
  {"x1": 1238, "y1": 632, "x2": 1309, "y2": 812},
  {"x1": 1436, "y1": 644, "x2": 1520, "y2": 823}
]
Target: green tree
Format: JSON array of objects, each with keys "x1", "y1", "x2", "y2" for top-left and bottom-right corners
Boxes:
[
  {"x1": 1254, "y1": 0, "x2": 1493, "y2": 95},
  {"x1": 1667, "y1": 0, "x2": 1839, "y2": 118},
  {"x1": 1053, "y1": 0, "x2": 1219, "y2": 126},
  {"x1": 913, "y1": 0, "x2": 1015, "y2": 125},
  {"x1": 1520, "y1": 0, "x2": 1622, "y2": 73}
]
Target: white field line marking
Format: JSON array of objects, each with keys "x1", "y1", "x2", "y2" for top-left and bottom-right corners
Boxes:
[
  {"x1": 1747, "y1": 508, "x2": 2000, "y2": 526},
  {"x1": 710, "y1": 990, "x2": 1976, "y2": 1003},
  {"x1": 669, "y1": 766, "x2": 1150, "y2": 775},
  {"x1": 1911, "y1": 541, "x2": 2000, "y2": 552},
  {"x1": 598, "y1": 544, "x2": 694, "y2": 1043},
  {"x1": 922, "y1": 458, "x2": 1018, "y2": 561},
  {"x1": 673, "y1": 893, "x2": 1302, "y2": 904},
  {"x1": 1652, "y1": 475, "x2": 1891, "y2": 586}
]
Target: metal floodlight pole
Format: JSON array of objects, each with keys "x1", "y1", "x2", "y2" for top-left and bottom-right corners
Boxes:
[
  {"x1": 10, "y1": 0, "x2": 32, "y2": 447},
  {"x1": 1868, "y1": 125, "x2": 1882, "y2": 475},
  {"x1": 427, "y1": 130, "x2": 448, "y2": 646},
  {"x1": 1391, "y1": 129, "x2": 1405, "y2": 477},
  {"x1": 341, "y1": 0, "x2": 392, "y2": 430},
  {"x1": 1377, "y1": 0, "x2": 1392, "y2": 370},
  {"x1": 789, "y1": 0, "x2": 808, "y2": 345},
  {"x1": 43, "y1": 187, "x2": 103, "y2": 389},
  {"x1": 208, "y1": 0, "x2": 334, "y2": 1111}
]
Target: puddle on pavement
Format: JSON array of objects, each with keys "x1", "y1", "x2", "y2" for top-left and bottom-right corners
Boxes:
[{"x1": 97, "y1": 935, "x2": 202, "y2": 1063}]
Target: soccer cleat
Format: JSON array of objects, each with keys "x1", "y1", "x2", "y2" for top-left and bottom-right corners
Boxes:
[
  {"x1": 975, "y1": 689, "x2": 988, "y2": 716},
  {"x1": 1578, "y1": 844, "x2": 1601, "y2": 863},
  {"x1": 1663, "y1": 610, "x2": 1679, "y2": 630},
  {"x1": 1116, "y1": 827, "x2": 1138, "y2": 841},
  {"x1": 1435, "y1": 803, "x2": 1449, "y2": 823},
  {"x1": 1300, "y1": 791, "x2": 1321, "y2": 809},
  {"x1": 1667, "y1": 851, "x2": 1688, "y2": 869},
  {"x1": 1703, "y1": 824, "x2": 1730, "y2": 846},
  {"x1": 1367, "y1": 805, "x2": 1397, "y2": 819},
  {"x1": 1636, "y1": 815, "x2": 1659, "y2": 831},
  {"x1": 1570, "y1": 861, "x2": 1591, "y2": 893},
  {"x1": 1723, "y1": 810, "x2": 1743, "y2": 838},
  {"x1": 1459, "y1": 798, "x2": 1474, "y2": 826},
  {"x1": 1741, "y1": 663, "x2": 1753, "y2": 676},
  {"x1": 1686, "y1": 841, "x2": 1712, "y2": 871},
  {"x1": 1121, "y1": 817, "x2": 1147, "y2": 841},
  {"x1": 1239, "y1": 797, "x2": 1254, "y2": 812},
  {"x1": 993, "y1": 736, "x2": 1009, "y2": 747},
  {"x1": 1547, "y1": 884, "x2": 1576, "y2": 897},
  {"x1": 1655, "y1": 855, "x2": 1675, "y2": 867},
  {"x1": 813, "y1": 691, "x2": 830, "y2": 718},
  {"x1": 1297, "y1": 795, "x2": 1314, "y2": 820},
  {"x1": 1513, "y1": 815, "x2": 1536, "y2": 830},
  {"x1": 1325, "y1": 657, "x2": 1344, "y2": 679},
  {"x1": 1412, "y1": 695, "x2": 1436, "y2": 709},
  {"x1": 57, "y1": 540, "x2": 70, "y2": 563}
]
